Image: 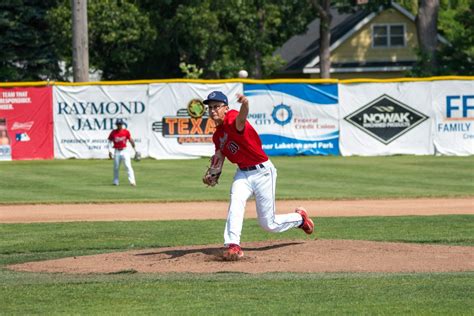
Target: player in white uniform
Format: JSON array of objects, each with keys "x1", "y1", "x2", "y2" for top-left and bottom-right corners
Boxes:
[
  {"x1": 107, "y1": 119, "x2": 136, "y2": 186},
  {"x1": 202, "y1": 91, "x2": 315, "y2": 260}
]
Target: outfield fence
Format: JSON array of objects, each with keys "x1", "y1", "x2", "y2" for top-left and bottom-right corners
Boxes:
[{"x1": 0, "y1": 76, "x2": 473, "y2": 160}]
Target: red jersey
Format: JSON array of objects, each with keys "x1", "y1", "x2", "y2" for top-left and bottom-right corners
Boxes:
[
  {"x1": 108, "y1": 129, "x2": 131, "y2": 149},
  {"x1": 213, "y1": 110, "x2": 268, "y2": 168}
]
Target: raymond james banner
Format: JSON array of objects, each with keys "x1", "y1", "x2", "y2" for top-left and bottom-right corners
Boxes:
[
  {"x1": 53, "y1": 85, "x2": 149, "y2": 159},
  {"x1": 148, "y1": 83, "x2": 242, "y2": 159},
  {"x1": 243, "y1": 83, "x2": 339, "y2": 156},
  {"x1": 339, "y1": 82, "x2": 433, "y2": 156},
  {"x1": 0, "y1": 86, "x2": 53, "y2": 160},
  {"x1": 431, "y1": 80, "x2": 474, "y2": 155}
]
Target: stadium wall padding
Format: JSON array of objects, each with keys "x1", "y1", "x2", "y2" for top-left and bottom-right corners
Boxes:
[{"x1": 0, "y1": 77, "x2": 472, "y2": 160}]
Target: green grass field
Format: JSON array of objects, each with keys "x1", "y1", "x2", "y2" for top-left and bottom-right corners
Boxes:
[
  {"x1": 0, "y1": 156, "x2": 473, "y2": 314},
  {"x1": 0, "y1": 155, "x2": 473, "y2": 203}
]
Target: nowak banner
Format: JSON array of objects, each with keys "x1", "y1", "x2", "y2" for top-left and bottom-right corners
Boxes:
[{"x1": 339, "y1": 82, "x2": 434, "y2": 156}]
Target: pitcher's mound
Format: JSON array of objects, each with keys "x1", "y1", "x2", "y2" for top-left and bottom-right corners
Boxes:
[{"x1": 9, "y1": 239, "x2": 474, "y2": 274}]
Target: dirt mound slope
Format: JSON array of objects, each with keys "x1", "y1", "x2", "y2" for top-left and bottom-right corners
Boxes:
[{"x1": 9, "y1": 239, "x2": 474, "y2": 274}]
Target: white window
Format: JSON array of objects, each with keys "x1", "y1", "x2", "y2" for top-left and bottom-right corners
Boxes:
[{"x1": 372, "y1": 24, "x2": 406, "y2": 48}]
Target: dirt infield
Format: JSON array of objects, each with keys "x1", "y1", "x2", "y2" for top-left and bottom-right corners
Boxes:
[
  {"x1": 1, "y1": 198, "x2": 473, "y2": 223},
  {"x1": 4, "y1": 198, "x2": 474, "y2": 274}
]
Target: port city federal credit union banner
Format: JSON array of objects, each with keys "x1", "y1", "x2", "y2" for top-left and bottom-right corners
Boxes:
[
  {"x1": 243, "y1": 83, "x2": 340, "y2": 155},
  {"x1": 0, "y1": 86, "x2": 54, "y2": 160},
  {"x1": 53, "y1": 85, "x2": 149, "y2": 159}
]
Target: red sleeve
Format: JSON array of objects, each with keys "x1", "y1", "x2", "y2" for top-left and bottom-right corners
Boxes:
[
  {"x1": 213, "y1": 133, "x2": 219, "y2": 151},
  {"x1": 126, "y1": 130, "x2": 131, "y2": 140},
  {"x1": 108, "y1": 130, "x2": 114, "y2": 141},
  {"x1": 224, "y1": 110, "x2": 240, "y2": 133}
]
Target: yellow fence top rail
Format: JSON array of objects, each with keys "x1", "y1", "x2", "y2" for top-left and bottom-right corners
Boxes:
[
  {"x1": 339, "y1": 76, "x2": 474, "y2": 83},
  {"x1": 0, "y1": 76, "x2": 473, "y2": 87},
  {"x1": 51, "y1": 78, "x2": 340, "y2": 85},
  {"x1": 0, "y1": 81, "x2": 49, "y2": 87}
]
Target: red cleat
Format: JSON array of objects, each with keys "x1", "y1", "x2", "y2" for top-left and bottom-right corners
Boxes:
[
  {"x1": 223, "y1": 243, "x2": 244, "y2": 261},
  {"x1": 295, "y1": 207, "x2": 314, "y2": 235}
]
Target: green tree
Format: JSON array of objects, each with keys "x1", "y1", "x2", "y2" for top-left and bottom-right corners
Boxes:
[
  {"x1": 410, "y1": 0, "x2": 473, "y2": 75},
  {"x1": 0, "y1": 0, "x2": 62, "y2": 81},
  {"x1": 436, "y1": 1, "x2": 473, "y2": 75},
  {"x1": 48, "y1": 0, "x2": 156, "y2": 80},
  {"x1": 130, "y1": 0, "x2": 183, "y2": 79},
  {"x1": 170, "y1": 1, "x2": 225, "y2": 77},
  {"x1": 137, "y1": 0, "x2": 317, "y2": 79}
]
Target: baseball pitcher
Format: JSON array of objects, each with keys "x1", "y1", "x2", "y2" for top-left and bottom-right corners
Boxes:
[
  {"x1": 202, "y1": 91, "x2": 314, "y2": 261},
  {"x1": 107, "y1": 119, "x2": 138, "y2": 186}
]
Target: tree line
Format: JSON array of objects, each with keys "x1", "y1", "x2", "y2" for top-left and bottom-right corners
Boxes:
[{"x1": 0, "y1": 0, "x2": 472, "y2": 82}]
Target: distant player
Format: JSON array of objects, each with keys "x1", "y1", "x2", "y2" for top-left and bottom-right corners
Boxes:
[
  {"x1": 202, "y1": 91, "x2": 314, "y2": 260},
  {"x1": 107, "y1": 119, "x2": 137, "y2": 186}
]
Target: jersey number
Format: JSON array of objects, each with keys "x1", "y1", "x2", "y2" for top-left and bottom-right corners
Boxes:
[{"x1": 227, "y1": 141, "x2": 239, "y2": 154}]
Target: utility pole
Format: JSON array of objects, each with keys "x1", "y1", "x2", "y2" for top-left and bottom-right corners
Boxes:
[
  {"x1": 416, "y1": 0, "x2": 439, "y2": 71},
  {"x1": 313, "y1": 0, "x2": 332, "y2": 79},
  {"x1": 71, "y1": 0, "x2": 89, "y2": 82}
]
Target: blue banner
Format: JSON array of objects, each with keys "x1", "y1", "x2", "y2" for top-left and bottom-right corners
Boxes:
[{"x1": 244, "y1": 83, "x2": 340, "y2": 156}]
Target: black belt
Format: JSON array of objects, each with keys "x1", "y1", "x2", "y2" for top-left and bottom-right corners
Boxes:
[{"x1": 240, "y1": 163, "x2": 265, "y2": 171}]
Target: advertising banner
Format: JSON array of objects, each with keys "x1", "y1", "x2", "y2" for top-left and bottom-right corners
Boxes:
[
  {"x1": 148, "y1": 83, "x2": 242, "y2": 159},
  {"x1": 243, "y1": 83, "x2": 339, "y2": 155},
  {"x1": 0, "y1": 86, "x2": 53, "y2": 160},
  {"x1": 53, "y1": 85, "x2": 149, "y2": 159},
  {"x1": 431, "y1": 80, "x2": 474, "y2": 155},
  {"x1": 339, "y1": 82, "x2": 433, "y2": 156}
]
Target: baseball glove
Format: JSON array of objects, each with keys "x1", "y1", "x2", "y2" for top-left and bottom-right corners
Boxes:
[
  {"x1": 202, "y1": 152, "x2": 224, "y2": 187},
  {"x1": 203, "y1": 167, "x2": 221, "y2": 187},
  {"x1": 134, "y1": 151, "x2": 141, "y2": 162}
]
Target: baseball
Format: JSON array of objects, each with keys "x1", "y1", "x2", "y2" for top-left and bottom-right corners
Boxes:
[{"x1": 238, "y1": 70, "x2": 248, "y2": 78}]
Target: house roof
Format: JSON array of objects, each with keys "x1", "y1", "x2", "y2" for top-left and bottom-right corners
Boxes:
[
  {"x1": 277, "y1": 2, "x2": 449, "y2": 75},
  {"x1": 277, "y1": 8, "x2": 372, "y2": 74}
]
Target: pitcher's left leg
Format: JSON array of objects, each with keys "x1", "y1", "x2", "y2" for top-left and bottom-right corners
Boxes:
[
  {"x1": 224, "y1": 171, "x2": 252, "y2": 246},
  {"x1": 254, "y1": 165, "x2": 302, "y2": 232}
]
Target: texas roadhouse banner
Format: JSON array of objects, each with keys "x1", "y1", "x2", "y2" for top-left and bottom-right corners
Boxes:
[{"x1": 147, "y1": 83, "x2": 242, "y2": 159}]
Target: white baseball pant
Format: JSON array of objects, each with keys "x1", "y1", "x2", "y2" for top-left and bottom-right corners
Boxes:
[
  {"x1": 113, "y1": 148, "x2": 136, "y2": 186},
  {"x1": 224, "y1": 160, "x2": 303, "y2": 246}
]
